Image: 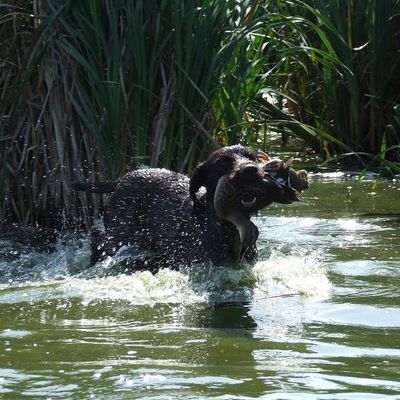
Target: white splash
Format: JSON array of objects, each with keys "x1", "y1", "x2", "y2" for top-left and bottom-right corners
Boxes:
[
  {"x1": 252, "y1": 251, "x2": 332, "y2": 300},
  {"x1": 59, "y1": 248, "x2": 331, "y2": 306},
  {"x1": 61, "y1": 269, "x2": 205, "y2": 305}
]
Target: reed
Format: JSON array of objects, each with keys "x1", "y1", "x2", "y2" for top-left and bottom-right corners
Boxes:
[
  {"x1": 1, "y1": 0, "x2": 400, "y2": 228},
  {"x1": 0, "y1": 0, "x2": 266, "y2": 227},
  {"x1": 260, "y1": 0, "x2": 400, "y2": 168}
]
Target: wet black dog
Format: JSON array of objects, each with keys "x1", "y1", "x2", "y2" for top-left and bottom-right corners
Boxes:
[{"x1": 72, "y1": 145, "x2": 308, "y2": 272}]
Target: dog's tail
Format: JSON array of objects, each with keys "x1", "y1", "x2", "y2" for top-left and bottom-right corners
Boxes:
[{"x1": 71, "y1": 180, "x2": 117, "y2": 193}]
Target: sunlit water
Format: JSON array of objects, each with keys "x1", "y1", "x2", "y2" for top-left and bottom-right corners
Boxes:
[{"x1": 1, "y1": 173, "x2": 400, "y2": 399}]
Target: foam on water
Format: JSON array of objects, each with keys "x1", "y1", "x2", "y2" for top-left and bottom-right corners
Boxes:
[
  {"x1": 61, "y1": 269, "x2": 206, "y2": 305},
  {"x1": 58, "y1": 248, "x2": 331, "y2": 306},
  {"x1": 253, "y1": 251, "x2": 332, "y2": 300},
  {"x1": 1, "y1": 230, "x2": 331, "y2": 306}
]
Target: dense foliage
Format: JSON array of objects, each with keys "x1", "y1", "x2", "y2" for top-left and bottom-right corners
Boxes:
[{"x1": 1, "y1": 0, "x2": 400, "y2": 227}]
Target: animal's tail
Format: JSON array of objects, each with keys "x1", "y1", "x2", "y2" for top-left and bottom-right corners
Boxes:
[{"x1": 71, "y1": 180, "x2": 117, "y2": 193}]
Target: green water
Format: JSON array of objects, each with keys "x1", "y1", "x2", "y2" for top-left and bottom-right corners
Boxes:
[{"x1": 1, "y1": 172, "x2": 400, "y2": 399}]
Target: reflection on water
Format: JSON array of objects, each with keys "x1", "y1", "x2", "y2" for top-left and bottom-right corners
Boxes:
[{"x1": 1, "y1": 173, "x2": 400, "y2": 399}]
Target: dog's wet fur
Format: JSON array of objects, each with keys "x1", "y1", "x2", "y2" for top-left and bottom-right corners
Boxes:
[{"x1": 72, "y1": 145, "x2": 308, "y2": 272}]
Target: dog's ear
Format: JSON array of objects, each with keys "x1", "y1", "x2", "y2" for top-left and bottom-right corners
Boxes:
[{"x1": 189, "y1": 151, "x2": 234, "y2": 202}]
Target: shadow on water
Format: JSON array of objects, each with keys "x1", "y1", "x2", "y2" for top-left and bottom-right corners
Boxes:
[{"x1": 186, "y1": 302, "x2": 257, "y2": 330}]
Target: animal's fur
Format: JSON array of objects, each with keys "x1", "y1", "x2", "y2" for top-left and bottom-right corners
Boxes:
[{"x1": 72, "y1": 145, "x2": 308, "y2": 272}]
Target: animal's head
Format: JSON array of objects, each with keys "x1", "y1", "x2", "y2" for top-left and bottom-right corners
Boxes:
[
  {"x1": 190, "y1": 145, "x2": 309, "y2": 258},
  {"x1": 189, "y1": 145, "x2": 257, "y2": 206},
  {"x1": 189, "y1": 145, "x2": 309, "y2": 216}
]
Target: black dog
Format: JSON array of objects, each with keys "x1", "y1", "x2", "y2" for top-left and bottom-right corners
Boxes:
[{"x1": 72, "y1": 145, "x2": 308, "y2": 272}]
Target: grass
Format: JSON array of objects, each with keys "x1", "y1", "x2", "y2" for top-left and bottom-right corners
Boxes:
[
  {"x1": 1, "y1": 0, "x2": 268, "y2": 227},
  {"x1": 1, "y1": 0, "x2": 400, "y2": 228},
  {"x1": 261, "y1": 0, "x2": 400, "y2": 165}
]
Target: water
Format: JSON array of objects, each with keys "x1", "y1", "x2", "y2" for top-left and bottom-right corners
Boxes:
[{"x1": 1, "y1": 173, "x2": 400, "y2": 399}]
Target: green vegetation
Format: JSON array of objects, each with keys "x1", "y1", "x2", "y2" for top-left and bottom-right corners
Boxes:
[
  {"x1": 1, "y1": 0, "x2": 400, "y2": 227},
  {"x1": 267, "y1": 0, "x2": 400, "y2": 172}
]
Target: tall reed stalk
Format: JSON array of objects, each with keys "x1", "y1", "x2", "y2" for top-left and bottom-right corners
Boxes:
[
  {"x1": 0, "y1": 0, "x2": 262, "y2": 227},
  {"x1": 259, "y1": 0, "x2": 400, "y2": 169},
  {"x1": 1, "y1": 0, "x2": 400, "y2": 229}
]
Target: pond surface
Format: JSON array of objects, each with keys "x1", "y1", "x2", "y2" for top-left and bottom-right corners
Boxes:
[{"x1": 1, "y1": 173, "x2": 400, "y2": 399}]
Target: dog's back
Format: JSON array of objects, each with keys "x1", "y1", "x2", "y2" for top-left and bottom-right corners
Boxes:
[{"x1": 90, "y1": 169, "x2": 205, "y2": 270}]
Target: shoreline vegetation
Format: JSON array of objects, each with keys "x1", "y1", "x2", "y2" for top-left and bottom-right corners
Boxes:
[{"x1": 1, "y1": 0, "x2": 400, "y2": 228}]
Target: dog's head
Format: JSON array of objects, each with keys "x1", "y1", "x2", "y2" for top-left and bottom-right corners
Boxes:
[
  {"x1": 190, "y1": 145, "x2": 308, "y2": 215},
  {"x1": 189, "y1": 145, "x2": 257, "y2": 205}
]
